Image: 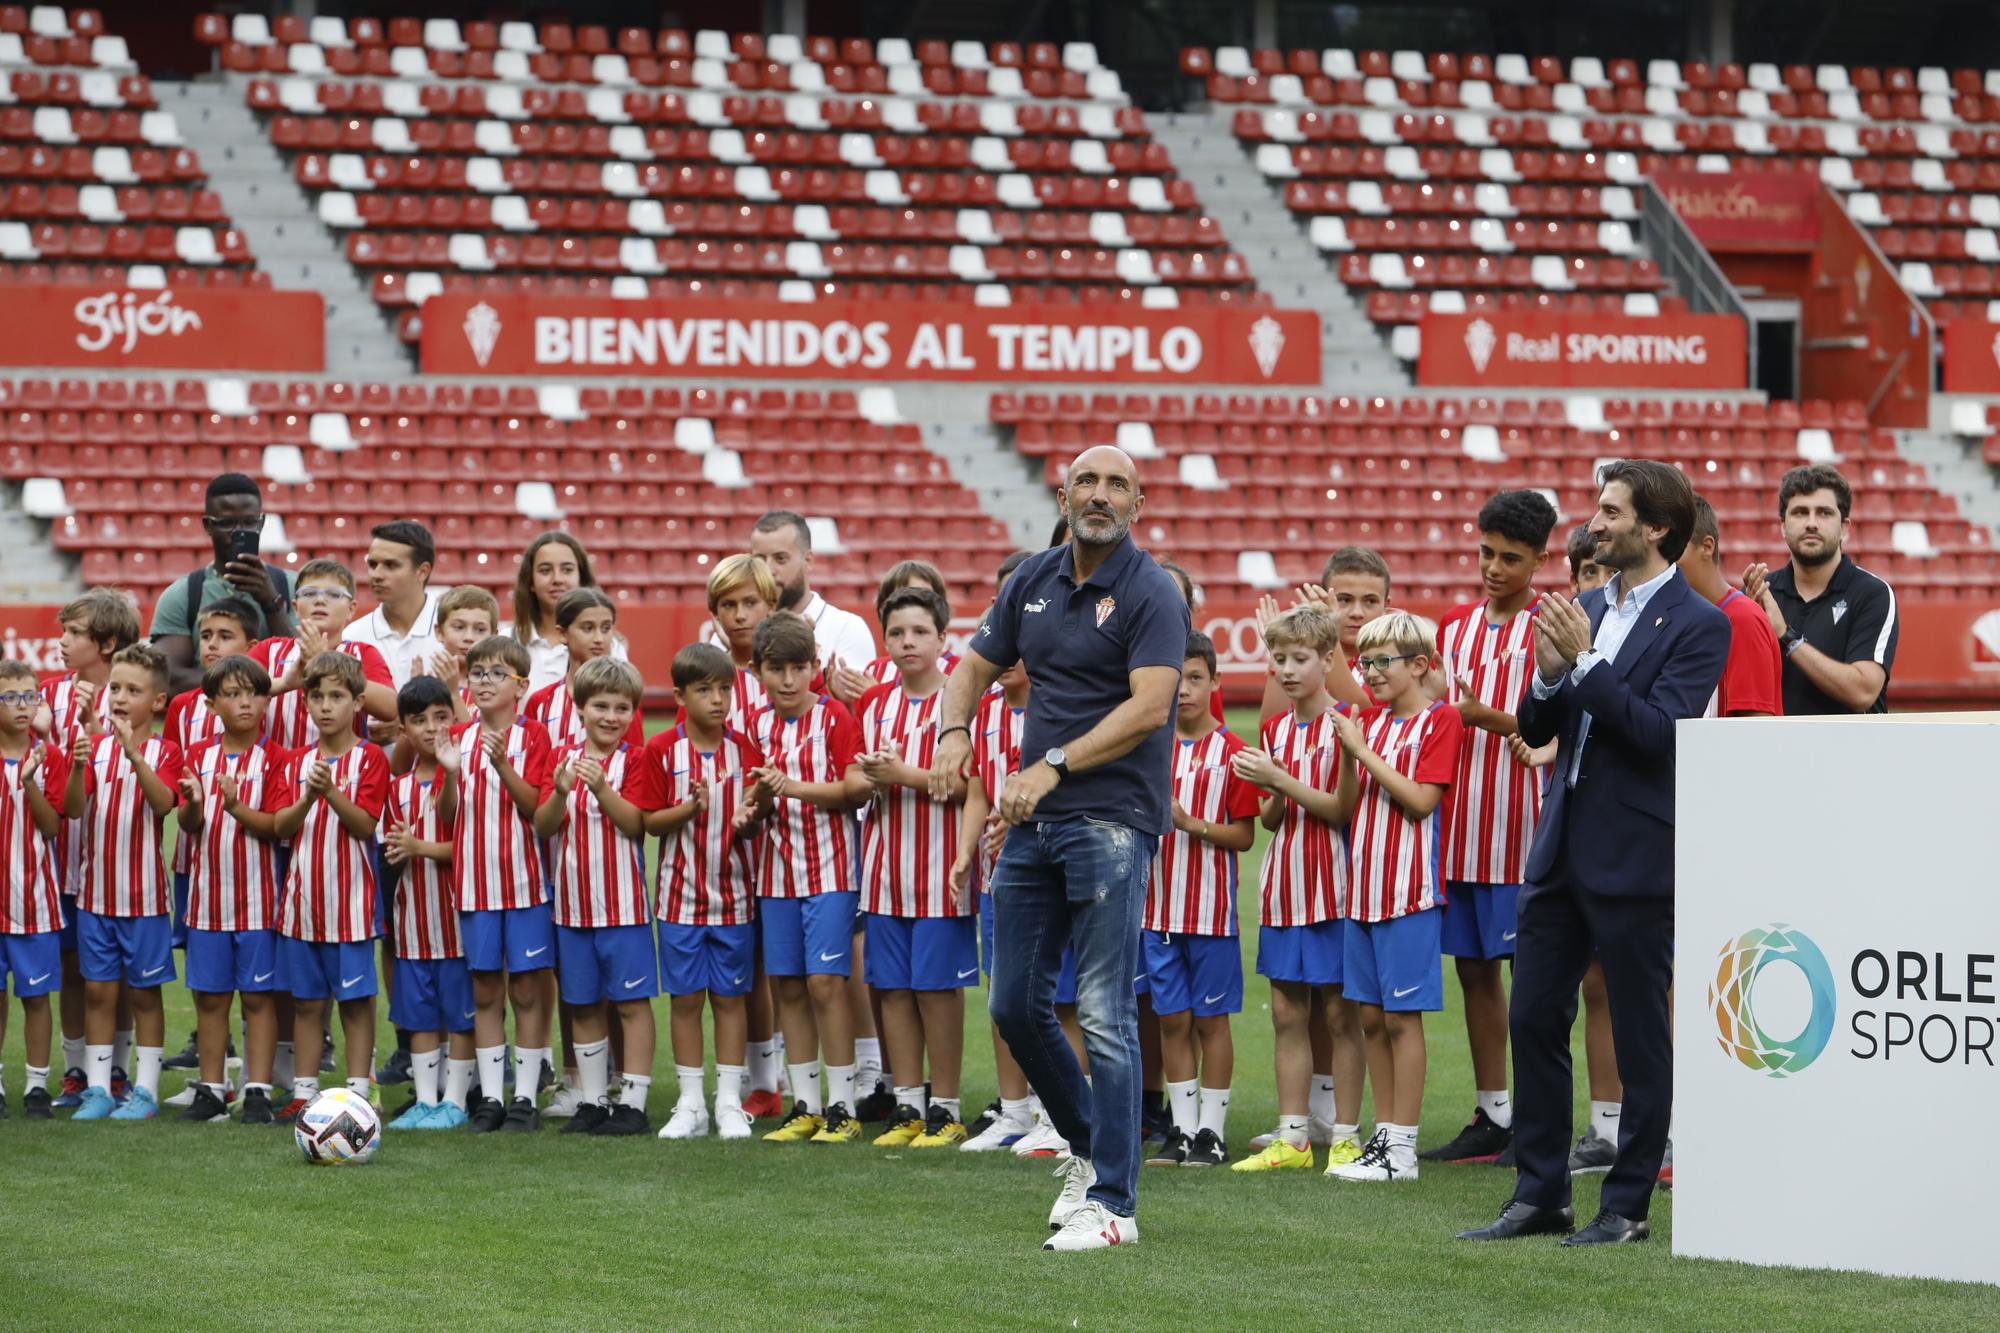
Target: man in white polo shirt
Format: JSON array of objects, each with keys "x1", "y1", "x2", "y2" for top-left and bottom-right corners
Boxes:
[{"x1": 750, "y1": 509, "x2": 877, "y2": 702}]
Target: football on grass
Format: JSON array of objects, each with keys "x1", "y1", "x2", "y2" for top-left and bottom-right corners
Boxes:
[{"x1": 295, "y1": 1089, "x2": 382, "y2": 1165}]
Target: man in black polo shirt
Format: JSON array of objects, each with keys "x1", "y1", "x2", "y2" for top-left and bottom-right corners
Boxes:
[
  {"x1": 931, "y1": 445, "x2": 1188, "y2": 1253},
  {"x1": 1743, "y1": 464, "x2": 1899, "y2": 714}
]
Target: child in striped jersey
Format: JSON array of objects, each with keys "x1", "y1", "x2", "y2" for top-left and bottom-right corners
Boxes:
[
  {"x1": 250, "y1": 559, "x2": 396, "y2": 751},
  {"x1": 1229, "y1": 606, "x2": 1364, "y2": 1172},
  {"x1": 246, "y1": 651, "x2": 389, "y2": 1122},
  {"x1": 67, "y1": 643, "x2": 183, "y2": 1121},
  {"x1": 173, "y1": 654, "x2": 282, "y2": 1124},
  {"x1": 634, "y1": 644, "x2": 766, "y2": 1141},
  {"x1": 533, "y1": 658, "x2": 656, "y2": 1136},
  {"x1": 451, "y1": 635, "x2": 555, "y2": 1134},
  {"x1": 1328, "y1": 613, "x2": 1463, "y2": 1183},
  {"x1": 162, "y1": 598, "x2": 257, "y2": 971},
  {"x1": 851, "y1": 587, "x2": 975, "y2": 1149},
  {"x1": 1142, "y1": 633, "x2": 1260, "y2": 1169},
  {"x1": 379, "y1": 677, "x2": 472, "y2": 1130},
  {"x1": 420, "y1": 584, "x2": 500, "y2": 725},
  {"x1": 0, "y1": 657, "x2": 71, "y2": 1121}
]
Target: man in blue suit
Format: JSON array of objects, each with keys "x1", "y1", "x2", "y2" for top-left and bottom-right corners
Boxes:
[{"x1": 1458, "y1": 460, "x2": 1729, "y2": 1248}]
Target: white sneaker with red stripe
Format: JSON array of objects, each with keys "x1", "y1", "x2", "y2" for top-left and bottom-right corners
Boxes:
[{"x1": 1043, "y1": 1201, "x2": 1139, "y2": 1252}]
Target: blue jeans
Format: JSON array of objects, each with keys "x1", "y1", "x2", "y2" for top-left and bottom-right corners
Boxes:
[{"x1": 988, "y1": 816, "x2": 1154, "y2": 1218}]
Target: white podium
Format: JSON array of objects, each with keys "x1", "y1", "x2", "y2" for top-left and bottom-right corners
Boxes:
[{"x1": 1675, "y1": 713, "x2": 2000, "y2": 1287}]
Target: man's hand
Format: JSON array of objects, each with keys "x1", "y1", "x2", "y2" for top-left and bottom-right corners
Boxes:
[
  {"x1": 222, "y1": 554, "x2": 282, "y2": 611},
  {"x1": 1742, "y1": 561, "x2": 1788, "y2": 637},
  {"x1": 997, "y1": 760, "x2": 1059, "y2": 827},
  {"x1": 927, "y1": 728, "x2": 971, "y2": 801},
  {"x1": 1230, "y1": 746, "x2": 1282, "y2": 791},
  {"x1": 1532, "y1": 592, "x2": 1592, "y2": 677}
]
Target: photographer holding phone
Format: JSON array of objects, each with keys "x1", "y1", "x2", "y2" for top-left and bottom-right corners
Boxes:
[{"x1": 150, "y1": 473, "x2": 297, "y2": 694}]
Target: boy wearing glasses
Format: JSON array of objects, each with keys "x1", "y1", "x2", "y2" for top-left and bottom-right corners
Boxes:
[
  {"x1": 251, "y1": 560, "x2": 395, "y2": 750},
  {"x1": 450, "y1": 636, "x2": 555, "y2": 1133},
  {"x1": 1326, "y1": 612, "x2": 1464, "y2": 1183}
]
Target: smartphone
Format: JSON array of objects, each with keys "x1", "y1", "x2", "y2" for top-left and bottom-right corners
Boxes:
[{"x1": 227, "y1": 527, "x2": 260, "y2": 564}]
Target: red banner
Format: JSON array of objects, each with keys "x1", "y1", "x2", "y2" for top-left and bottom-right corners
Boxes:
[
  {"x1": 1417, "y1": 311, "x2": 1747, "y2": 389},
  {"x1": 417, "y1": 293, "x2": 1322, "y2": 384},
  {"x1": 7, "y1": 595, "x2": 1993, "y2": 704},
  {"x1": 1942, "y1": 320, "x2": 2000, "y2": 393},
  {"x1": 1654, "y1": 170, "x2": 1822, "y2": 252},
  {"x1": 0, "y1": 285, "x2": 324, "y2": 371}
]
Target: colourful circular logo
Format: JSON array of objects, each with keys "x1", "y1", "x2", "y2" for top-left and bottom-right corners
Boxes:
[{"x1": 1709, "y1": 924, "x2": 1837, "y2": 1077}]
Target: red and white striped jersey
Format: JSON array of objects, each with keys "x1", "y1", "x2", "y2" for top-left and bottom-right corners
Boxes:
[
  {"x1": 1344, "y1": 703, "x2": 1462, "y2": 923},
  {"x1": 181, "y1": 739, "x2": 281, "y2": 932},
  {"x1": 38, "y1": 671, "x2": 93, "y2": 896},
  {"x1": 747, "y1": 697, "x2": 861, "y2": 899},
  {"x1": 250, "y1": 636, "x2": 392, "y2": 751},
  {"x1": 76, "y1": 733, "x2": 182, "y2": 918},
  {"x1": 522, "y1": 678, "x2": 646, "y2": 753},
  {"x1": 1147, "y1": 728, "x2": 1262, "y2": 937},
  {"x1": 0, "y1": 743, "x2": 69, "y2": 934},
  {"x1": 969, "y1": 689, "x2": 1025, "y2": 890},
  {"x1": 164, "y1": 687, "x2": 225, "y2": 876},
  {"x1": 267, "y1": 742, "x2": 389, "y2": 943},
  {"x1": 449, "y1": 716, "x2": 553, "y2": 912},
  {"x1": 385, "y1": 768, "x2": 460, "y2": 961},
  {"x1": 855, "y1": 682, "x2": 964, "y2": 918},
  {"x1": 1437, "y1": 601, "x2": 1543, "y2": 884},
  {"x1": 1255, "y1": 707, "x2": 1347, "y2": 928},
  {"x1": 862, "y1": 651, "x2": 960, "y2": 686},
  {"x1": 631, "y1": 726, "x2": 764, "y2": 927},
  {"x1": 540, "y1": 741, "x2": 650, "y2": 928}
]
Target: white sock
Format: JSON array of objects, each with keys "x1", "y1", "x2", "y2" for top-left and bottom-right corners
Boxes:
[
  {"x1": 1198, "y1": 1085, "x2": 1231, "y2": 1138},
  {"x1": 26, "y1": 1064, "x2": 49, "y2": 1094},
  {"x1": 576, "y1": 1038, "x2": 610, "y2": 1106},
  {"x1": 935, "y1": 1095, "x2": 960, "y2": 1123},
  {"x1": 476, "y1": 1045, "x2": 506, "y2": 1102},
  {"x1": 1167, "y1": 1078, "x2": 1199, "y2": 1135},
  {"x1": 204, "y1": 1081, "x2": 227, "y2": 1097},
  {"x1": 1385, "y1": 1122, "x2": 1419, "y2": 1167},
  {"x1": 715, "y1": 1063, "x2": 745, "y2": 1108},
  {"x1": 445, "y1": 1058, "x2": 473, "y2": 1108},
  {"x1": 893, "y1": 1083, "x2": 926, "y2": 1117},
  {"x1": 826, "y1": 1062, "x2": 856, "y2": 1114},
  {"x1": 1277, "y1": 1112, "x2": 1308, "y2": 1150},
  {"x1": 788, "y1": 1061, "x2": 823, "y2": 1115},
  {"x1": 62, "y1": 1034, "x2": 84, "y2": 1071},
  {"x1": 1591, "y1": 1100, "x2": 1621, "y2": 1140},
  {"x1": 1308, "y1": 1072, "x2": 1335, "y2": 1123},
  {"x1": 411, "y1": 1048, "x2": 442, "y2": 1106},
  {"x1": 86, "y1": 1043, "x2": 113, "y2": 1091},
  {"x1": 1476, "y1": 1089, "x2": 1514, "y2": 1129},
  {"x1": 1332, "y1": 1121, "x2": 1360, "y2": 1146},
  {"x1": 674, "y1": 1063, "x2": 705, "y2": 1108},
  {"x1": 293, "y1": 1075, "x2": 320, "y2": 1102},
  {"x1": 514, "y1": 1046, "x2": 543, "y2": 1100},
  {"x1": 345, "y1": 1076, "x2": 370, "y2": 1099},
  {"x1": 621, "y1": 1073, "x2": 651, "y2": 1109},
  {"x1": 134, "y1": 1045, "x2": 163, "y2": 1098},
  {"x1": 273, "y1": 1040, "x2": 295, "y2": 1089},
  {"x1": 853, "y1": 1035, "x2": 881, "y2": 1086},
  {"x1": 112, "y1": 1027, "x2": 133, "y2": 1073},
  {"x1": 1001, "y1": 1095, "x2": 1033, "y2": 1125},
  {"x1": 750, "y1": 1040, "x2": 778, "y2": 1093}
]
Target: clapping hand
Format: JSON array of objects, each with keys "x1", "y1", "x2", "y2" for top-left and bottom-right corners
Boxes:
[
  {"x1": 1531, "y1": 592, "x2": 1592, "y2": 678},
  {"x1": 1230, "y1": 745, "x2": 1282, "y2": 791},
  {"x1": 306, "y1": 760, "x2": 334, "y2": 794}
]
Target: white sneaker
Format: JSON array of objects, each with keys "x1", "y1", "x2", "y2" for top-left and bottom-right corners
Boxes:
[
  {"x1": 1326, "y1": 1130, "x2": 1418, "y2": 1182},
  {"x1": 715, "y1": 1102, "x2": 754, "y2": 1140},
  {"x1": 658, "y1": 1101, "x2": 710, "y2": 1140},
  {"x1": 542, "y1": 1085, "x2": 584, "y2": 1119},
  {"x1": 1013, "y1": 1113, "x2": 1072, "y2": 1159},
  {"x1": 1047, "y1": 1155, "x2": 1098, "y2": 1230},
  {"x1": 164, "y1": 1082, "x2": 198, "y2": 1108},
  {"x1": 962, "y1": 1111, "x2": 1035, "y2": 1152},
  {"x1": 1043, "y1": 1201, "x2": 1137, "y2": 1252}
]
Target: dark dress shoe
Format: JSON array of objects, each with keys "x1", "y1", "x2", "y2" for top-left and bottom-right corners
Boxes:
[
  {"x1": 1563, "y1": 1209, "x2": 1650, "y2": 1246},
  {"x1": 1457, "y1": 1199, "x2": 1576, "y2": 1241}
]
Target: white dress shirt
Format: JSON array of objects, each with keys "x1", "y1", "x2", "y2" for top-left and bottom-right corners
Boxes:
[
  {"x1": 343, "y1": 589, "x2": 443, "y2": 690},
  {"x1": 1531, "y1": 562, "x2": 1681, "y2": 786}
]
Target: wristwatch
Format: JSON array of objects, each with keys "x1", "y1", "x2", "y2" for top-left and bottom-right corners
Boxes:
[{"x1": 1044, "y1": 747, "x2": 1069, "y2": 780}]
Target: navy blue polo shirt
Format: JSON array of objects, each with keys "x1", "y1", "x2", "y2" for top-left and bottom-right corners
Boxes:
[{"x1": 970, "y1": 534, "x2": 1189, "y2": 835}]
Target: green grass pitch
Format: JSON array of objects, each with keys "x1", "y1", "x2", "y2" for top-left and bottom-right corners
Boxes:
[{"x1": 0, "y1": 710, "x2": 1989, "y2": 1327}]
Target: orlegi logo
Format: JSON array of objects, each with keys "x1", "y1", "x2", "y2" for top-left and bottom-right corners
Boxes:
[{"x1": 1710, "y1": 924, "x2": 1837, "y2": 1077}]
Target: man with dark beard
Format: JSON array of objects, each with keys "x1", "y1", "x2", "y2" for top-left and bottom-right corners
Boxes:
[
  {"x1": 748, "y1": 510, "x2": 877, "y2": 702},
  {"x1": 1742, "y1": 465, "x2": 1899, "y2": 715}
]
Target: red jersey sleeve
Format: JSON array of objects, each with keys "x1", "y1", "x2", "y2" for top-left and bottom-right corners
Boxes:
[
  {"x1": 149, "y1": 738, "x2": 185, "y2": 790},
  {"x1": 350, "y1": 642, "x2": 393, "y2": 690},
  {"x1": 729, "y1": 730, "x2": 765, "y2": 771},
  {"x1": 626, "y1": 731, "x2": 671, "y2": 812},
  {"x1": 617, "y1": 744, "x2": 651, "y2": 802},
  {"x1": 38, "y1": 741, "x2": 72, "y2": 803},
  {"x1": 824, "y1": 696, "x2": 864, "y2": 768},
  {"x1": 349, "y1": 745, "x2": 390, "y2": 818},
  {"x1": 523, "y1": 681, "x2": 557, "y2": 724},
  {"x1": 249, "y1": 637, "x2": 284, "y2": 669},
  {"x1": 163, "y1": 691, "x2": 194, "y2": 751},
  {"x1": 262, "y1": 749, "x2": 302, "y2": 813},
  {"x1": 1216, "y1": 731, "x2": 1263, "y2": 820},
  {"x1": 1414, "y1": 707, "x2": 1463, "y2": 786},
  {"x1": 517, "y1": 720, "x2": 553, "y2": 790}
]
